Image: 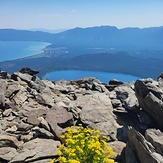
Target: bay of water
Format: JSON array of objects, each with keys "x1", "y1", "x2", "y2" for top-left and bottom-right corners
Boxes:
[
  {"x1": 43, "y1": 70, "x2": 140, "y2": 83},
  {"x1": 0, "y1": 41, "x2": 50, "y2": 62}
]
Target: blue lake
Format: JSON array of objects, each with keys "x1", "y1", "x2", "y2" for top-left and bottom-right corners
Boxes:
[
  {"x1": 0, "y1": 41, "x2": 50, "y2": 62},
  {"x1": 43, "y1": 70, "x2": 140, "y2": 83}
]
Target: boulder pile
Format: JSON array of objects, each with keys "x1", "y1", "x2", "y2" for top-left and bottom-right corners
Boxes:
[{"x1": 0, "y1": 68, "x2": 163, "y2": 163}]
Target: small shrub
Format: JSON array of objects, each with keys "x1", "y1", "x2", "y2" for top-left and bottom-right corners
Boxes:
[{"x1": 50, "y1": 125, "x2": 116, "y2": 163}]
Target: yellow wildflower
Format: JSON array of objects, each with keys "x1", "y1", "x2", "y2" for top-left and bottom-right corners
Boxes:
[
  {"x1": 60, "y1": 156, "x2": 66, "y2": 162},
  {"x1": 68, "y1": 159, "x2": 80, "y2": 163},
  {"x1": 50, "y1": 125, "x2": 116, "y2": 163},
  {"x1": 56, "y1": 150, "x2": 62, "y2": 156}
]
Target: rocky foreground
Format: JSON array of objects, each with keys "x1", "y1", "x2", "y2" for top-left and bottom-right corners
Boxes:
[{"x1": 0, "y1": 68, "x2": 163, "y2": 163}]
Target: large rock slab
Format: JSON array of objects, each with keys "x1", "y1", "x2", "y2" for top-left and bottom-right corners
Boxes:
[
  {"x1": 145, "y1": 129, "x2": 163, "y2": 156},
  {"x1": 135, "y1": 79, "x2": 163, "y2": 130},
  {"x1": 46, "y1": 105, "x2": 73, "y2": 138},
  {"x1": 35, "y1": 86, "x2": 55, "y2": 106},
  {"x1": 10, "y1": 138, "x2": 60, "y2": 163},
  {"x1": 11, "y1": 72, "x2": 33, "y2": 83},
  {"x1": 74, "y1": 92, "x2": 120, "y2": 140},
  {"x1": 19, "y1": 104, "x2": 48, "y2": 118},
  {"x1": 0, "y1": 147, "x2": 18, "y2": 162},
  {"x1": 126, "y1": 127, "x2": 163, "y2": 163},
  {"x1": 22, "y1": 105, "x2": 48, "y2": 126}
]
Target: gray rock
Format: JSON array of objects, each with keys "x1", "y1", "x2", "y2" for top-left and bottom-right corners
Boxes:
[
  {"x1": 22, "y1": 106, "x2": 48, "y2": 126},
  {"x1": 109, "y1": 141, "x2": 126, "y2": 161},
  {"x1": 19, "y1": 105, "x2": 48, "y2": 119},
  {"x1": 2, "y1": 70, "x2": 163, "y2": 163},
  {"x1": 158, "y1": 74, "x2": 163, "y2": 90},
  {"x1": 30, "y1": 158, "x2": 52, "y2": 163},
  {"x1": 0, "y1": 71, "x2": 9, "y2": 79},
  {"x1": 112, "y1": 84, "x2": 139, "y2": 112},
  {"x1": 46, "y1": 105, "x2": 73, "y2": 138},
  {"x1": 109, "y1": 79, "x2": 124, "y2": 85},
  {"x1": 10, "y1": 138, "x2": 60, "y2": 163},
  {"x1": 152, "y1": 152, "x2": 163, "y2": 163},
  {"x1": 0, "y1": 79, "x2": 6, "y2": 108},
  {"x1": 29, "y1": 76, "x2": 45, "y2": 92},
  {"x1": 16, "y1": 122, "x2": 33, "y2": 132},
  {"x1": 20, "y1": 132, "x2": 33, "y2": 142},
  {"x1": 138, "y1": 110, "x2": 154, "y2": 126},
  {"x1": 109, "y1": 90, "x2": 117, "y2": 99},
  {"x1": 43, "y1": 79, "x2": 56, "y2": 89},
  {"x1": 125, "y1": 141, "x2": 138, "y2": 163},
  {"x1": 27, "y1": 114, "x2": 41, "y2": 126},
  {"x1": 0, "y1": 119, "x2": 18, "y2": 133},
  {"x1": 32, "y1": 126, "x2": 54, "y2": 139},
  {"x1": 53, "y1": 80, "x2": 72, "y2": 93},
  {"x1": 145, "y1": 92, "x2": 163, "y2": 129},
  {"x1": 5, "y1": 115, "x2": 16, "y2": 121},
  {"x1": 11, "y1": 72, "x2": 33, "y2": 83},
  {"x1": 135, "y1": 78, "x2": 163, "y2": 100},
  {"x1": 135, "y1": 79, "x2": 163, "y2": 130},
  {"x1": 0, "y1": 134, "x2": 21, "y2": 148},
  {"x1": 35, "y1": 87, "x2": 55, "y2": 106},
  {"x1": 5, "y1": 81, "x2": 20, "y2": 98},
  {"x1": 46, "y1": 105, "x2": 73, "y2": 124},
  {"x1": 19, "y1": 67, "x2": 39, "y2": 76},
  {"x1": 145, "y1": 129, "x2": 163, "y2": 156},
  {"x1": 74, "y1": 92, "x2": 120, "y2": 140},
  {"x1": 5, "y1": 125, "x2": 17, "y2": 133},
  {"x1": 38, "y1": 117, "x2": 51, "y2": 131},
  {"x1": 4, "y1": 99, "x2": 19, "y2": 113},
  {"x1": 124, "y1": 93, "x2": 139, "y2": 111},
  {"x1": 3, "y1": 109, "x2": 13, "y2": 117},
  {"x1": 0, "y1": 92, "x2": 5, "y2": 109},
  {"x1": 12, "y1": 89, "x2": 28, "y2": 105},
  {"x1": 111, "y1": 99, "x2": 122, "y2": 108},
  {"x1": 113, "y1": 106, "x2": 127, "y2": 113},
  {"x1": 0, "y1": 147, "x2": 18, "y2": 161},
  {"x1": 126, "y1": 127, "x2": 162, "y2": 163},
  {"x1": 115, "y1": 85, "x2": 135, "y2": 101},
  {"x1": 92, "y1": 81, "x2": 107, "y2": 92}
]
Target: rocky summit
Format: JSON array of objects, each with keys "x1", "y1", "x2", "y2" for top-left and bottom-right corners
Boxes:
[{"x1": 0, "y1": 68, "x2": 163, "y2": 163}]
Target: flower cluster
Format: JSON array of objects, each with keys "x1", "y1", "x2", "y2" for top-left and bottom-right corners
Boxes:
[{"x1": 50, "y1": 125, "x2": 116, "y2": 163}]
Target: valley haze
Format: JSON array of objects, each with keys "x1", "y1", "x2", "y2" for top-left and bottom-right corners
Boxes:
[{"x1": 0, "y1": 25, "x2": 163, "y2": 81}]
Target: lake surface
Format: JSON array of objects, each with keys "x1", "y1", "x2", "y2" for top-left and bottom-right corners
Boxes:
[
  {"x1": 43, "y1": 70, "x2": 140, "y2": 83},
  {"x1": 0, "y1": 41, "x2": 50, "y2": 62}
]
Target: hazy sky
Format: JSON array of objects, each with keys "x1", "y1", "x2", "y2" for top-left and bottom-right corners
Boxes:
[{"x1": 0, "y1": 0, "x2": 163, "y2": 30}]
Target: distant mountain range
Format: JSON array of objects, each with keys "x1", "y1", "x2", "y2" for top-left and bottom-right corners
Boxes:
[
  {"x1": 0, "y1": 26, "x2": 163, "y2": 79},
  {"x1": 0, "y1": 29, "x2": 53, "y2": 42},
  {"x1": 1, "y1": 26, "x2": 163, "y2": 51},
  {"x1": 29, "y1": 28, "x2": 67, "y2": 34},
  {"x1": 51, "y1": 26, "x2": 163, "y2": 51}
]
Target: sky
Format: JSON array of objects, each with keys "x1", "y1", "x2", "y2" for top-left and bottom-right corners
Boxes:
[{"x1": 0, "y1": 0, "x2": 163, "y2": 30}]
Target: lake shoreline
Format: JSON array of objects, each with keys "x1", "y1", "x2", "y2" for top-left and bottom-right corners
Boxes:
[
  {"x1": 0, "y1": 41, "x2": 51, "y2": 62},
  {"x1": 43, "y1": 69, "x2": 141, "y2": 83}
]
